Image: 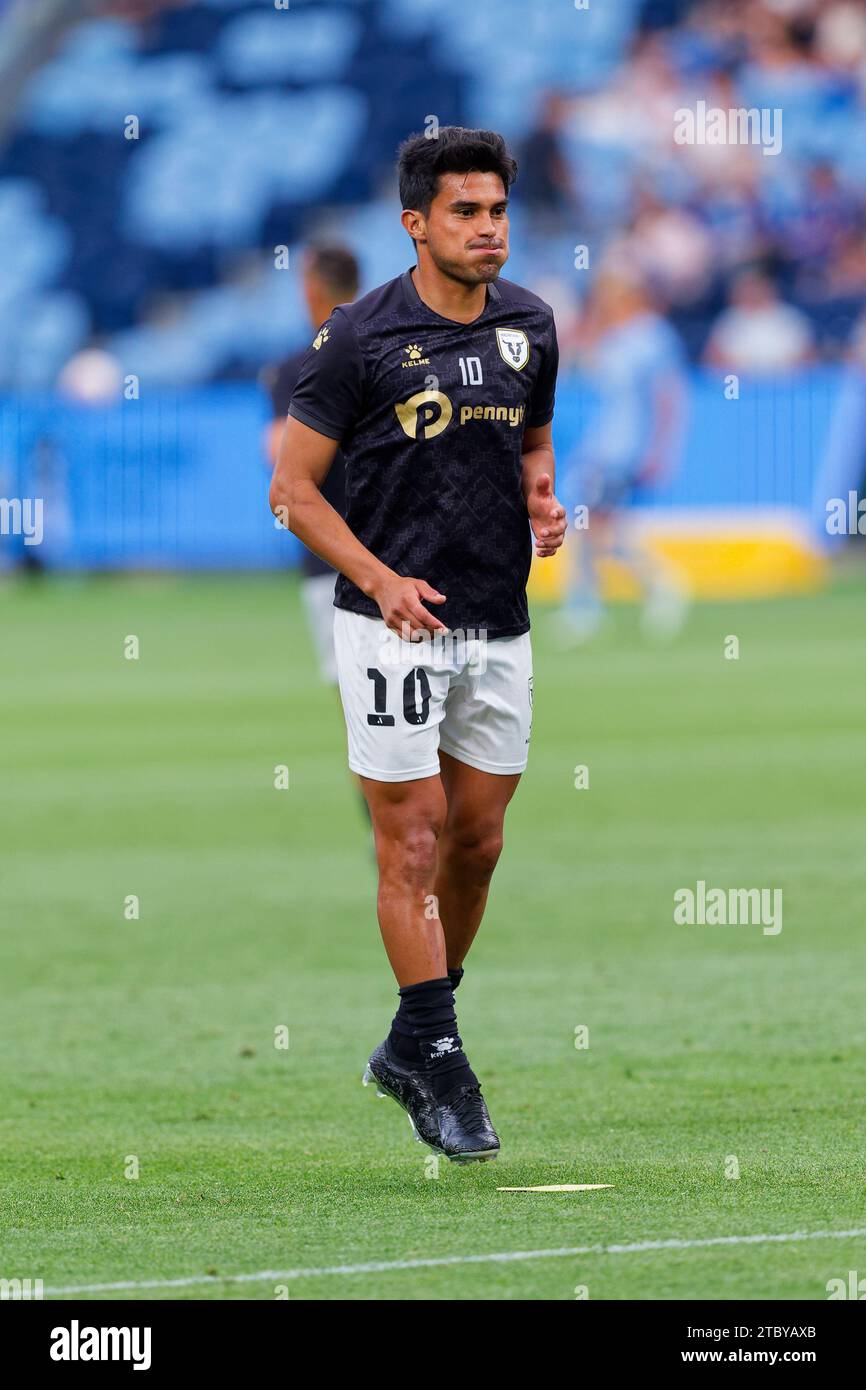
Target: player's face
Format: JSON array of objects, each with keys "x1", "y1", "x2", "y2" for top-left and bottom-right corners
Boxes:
[{"x1": 420, "y1": 171, "x2": 510, "y2": 286}]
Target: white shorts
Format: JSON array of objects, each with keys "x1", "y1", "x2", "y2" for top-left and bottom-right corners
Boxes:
[
  {"x1": 333, "y1": 608, "x2": 533, "y2": 782},
  {"x1": 301, "y1": 572, "x2": 339, "y2": 685}
]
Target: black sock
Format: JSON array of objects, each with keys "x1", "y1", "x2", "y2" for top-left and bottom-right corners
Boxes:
[
  {"x1": 387, "y1": 976, "x2": 477, "y2": 1099},
  {"x1": 388, "y1": 977, "x2": 453, "y2": 1064}
]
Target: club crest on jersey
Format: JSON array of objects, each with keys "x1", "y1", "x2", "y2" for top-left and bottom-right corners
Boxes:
[{"x1": 496, "y1": 327, "x2": 530, "y2": 371}]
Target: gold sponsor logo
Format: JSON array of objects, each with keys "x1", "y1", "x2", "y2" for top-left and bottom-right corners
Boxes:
[
  {"x1": 395, "y1": 390, "x2": 453, "y2": 439},
  {"x1": 395, "y1": 391, "x2": 525, "y2": 439},
  {"x1": 459, "y1": 402, "x2": 525, "y2": 427},
  {"x1": 312, "y1": 324, "x2": 330, "y2": 350}
]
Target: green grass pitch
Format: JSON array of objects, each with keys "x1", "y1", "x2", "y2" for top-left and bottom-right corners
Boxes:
[{"x1": 1, "y1": 571, "x2": 865, "y2": 1301}]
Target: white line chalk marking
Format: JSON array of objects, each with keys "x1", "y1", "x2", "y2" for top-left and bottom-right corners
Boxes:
[{"x1": 44, "y1": 1227, "x2": 866, "y2": 1296}]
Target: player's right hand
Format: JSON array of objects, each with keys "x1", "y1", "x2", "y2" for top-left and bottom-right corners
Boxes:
[{"x1": 374, "y1": 575, "x2": 448, "y2": 641}]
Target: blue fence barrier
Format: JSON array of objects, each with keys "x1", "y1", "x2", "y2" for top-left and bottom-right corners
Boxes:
[{"x1": 0, "y1": 368, "x2": 861, "y2": 570}]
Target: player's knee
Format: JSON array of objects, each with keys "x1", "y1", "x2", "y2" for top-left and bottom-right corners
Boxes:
[
  {"x1": 403, "y1": 825, "x2": 440, "y2": 883},
  {"x1": 448, "y1": 824, "x2": 504, "y2": 881},
  {"x1": 471, "y1": 830, "x2": 504, "y2": 881},
  {"x1": 379, "y1": 816, "x2": 442, "y2": 886}
]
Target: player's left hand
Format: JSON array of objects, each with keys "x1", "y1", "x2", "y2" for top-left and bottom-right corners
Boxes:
[{"x1": 527, "y1": 474, "x2": 567, "y2": 557}]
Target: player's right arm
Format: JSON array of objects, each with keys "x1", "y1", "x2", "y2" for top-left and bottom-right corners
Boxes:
[
  {"x1": 271, "y1": 309, "x2": 447, "y2": 638},
  {"x1": 269, "y1": 347, "x2": 447, "y2": 639}
]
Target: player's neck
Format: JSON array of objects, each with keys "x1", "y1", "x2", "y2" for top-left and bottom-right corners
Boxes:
[{"x1": 410, "y1": 262, "x2": 489, "y2": 325}]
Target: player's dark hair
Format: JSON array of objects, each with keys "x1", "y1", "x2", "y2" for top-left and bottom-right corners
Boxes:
[
  {"x1": 397, "y1": 127, "x2": 518, "y2": 216},
  {"x1": 306, "y1": 243, "x2": 360, "y2": 300}
]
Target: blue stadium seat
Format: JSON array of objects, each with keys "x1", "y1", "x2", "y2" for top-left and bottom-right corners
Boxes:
[
  {"x1": 11, "y1": 290, "x2": 90, "y2": 389},
  {"x1": 0, "y1": 181, "x2": 70, "y2": 294},
  {"x1": 3, "y1": 0, "x2": 863, "y2": 384},
  {"x1": 217, "y1": 7, "x2": 361, "y2": 84},
  {"x1": 123, "y1": 88, "x2": 367, "y2": 251}
]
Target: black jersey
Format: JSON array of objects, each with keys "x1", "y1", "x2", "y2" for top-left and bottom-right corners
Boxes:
[
  {"x1": 263, "y1": 349, "x2": 346, "y2": 580},
  {"x1": 288, "y1": 268, "x2": 559, "y2": 638}
]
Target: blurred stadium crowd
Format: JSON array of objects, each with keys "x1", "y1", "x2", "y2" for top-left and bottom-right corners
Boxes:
[{"x1": 1, "y1": 0, "x2": 866, "y2": 391}]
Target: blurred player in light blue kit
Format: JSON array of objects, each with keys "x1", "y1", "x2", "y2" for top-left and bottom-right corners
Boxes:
[{"x1": 560, "y1": 260, "x2": 689, "y2": 641}]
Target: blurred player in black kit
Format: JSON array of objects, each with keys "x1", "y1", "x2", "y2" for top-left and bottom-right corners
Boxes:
[{"x1": 264, "y1": 244, "x2": 360, "y2": 683}]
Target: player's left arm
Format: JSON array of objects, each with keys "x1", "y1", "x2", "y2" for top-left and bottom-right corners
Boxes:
[
  {"x1": 522, "y1": 314, "x2": 565, "y2": 557},
  {"x1": 522, "y1": 422, "x2": 567, "y2": 558}
]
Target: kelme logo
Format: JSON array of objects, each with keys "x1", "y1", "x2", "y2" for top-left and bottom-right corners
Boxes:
[{"x1": 401, "y1": 342, "x2": 430, "y2": 368}]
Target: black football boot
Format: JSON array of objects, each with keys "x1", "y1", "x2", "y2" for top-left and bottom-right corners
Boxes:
[{"x1": 363, "y1": 1039, "x2": 499, "y2": 1163}]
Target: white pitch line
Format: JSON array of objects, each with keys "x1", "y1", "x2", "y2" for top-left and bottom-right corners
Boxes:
[{"x1": 44, "y1": 1227, "x2": 866, "y2": 1296}]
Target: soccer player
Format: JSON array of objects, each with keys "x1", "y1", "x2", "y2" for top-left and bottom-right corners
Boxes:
[
  {"x1": 263, "y1": 244, "x2": 360, "y2": 683},
  {"x1": 560, "y1": 261, "x2": 689, "y2": 642},
  {"x1": 270, "y1": 128, "x2": 565, "y2": 1162}
]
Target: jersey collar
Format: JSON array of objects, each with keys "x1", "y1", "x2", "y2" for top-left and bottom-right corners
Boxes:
[{"x1": 401, "y1": 267, "x2": 501, "y2": 325}]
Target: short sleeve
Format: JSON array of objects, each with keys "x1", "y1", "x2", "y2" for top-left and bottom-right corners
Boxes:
[
  {"x1": 527, "y1": 316, "x2": 559, "y2": 428},
  {"x1": 288, "y1": 309, "x2": 366, "y2": 442}
]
